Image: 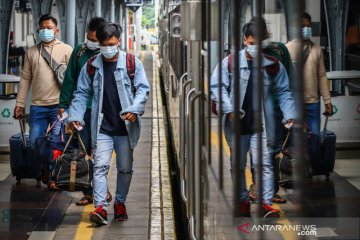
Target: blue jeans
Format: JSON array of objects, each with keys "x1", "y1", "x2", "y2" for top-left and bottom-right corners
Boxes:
[
  {"x1": 93, "y1": 133, "x2": 133, "y2": 209},
  {"x1": 305, "y1": 102, "x2": 321, "y2": 135},
  {"x1": 29, "y1": 105, "x2": 61, "y2": 149},
  {"x1": 231, "y1": 132, "x2": 274, "y2": 205}
]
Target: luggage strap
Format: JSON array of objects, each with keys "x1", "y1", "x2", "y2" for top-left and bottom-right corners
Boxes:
[
  {"x1": 63, "y1": 131, "x2": 90, "y2": 159},
  {"x1": 69, "y1": 161, "x2": 77, "y2": 192},
  {"x1": 275, "y1": 130, "x2": 290, "y2": 160},
  {"x1": 63, "y1": 131, "x2": 88, "y2": 155}
]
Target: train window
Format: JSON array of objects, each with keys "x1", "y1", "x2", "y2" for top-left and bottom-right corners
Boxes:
[{"x1": 346, "y1": 0, "x2": 360, "y2": 71}]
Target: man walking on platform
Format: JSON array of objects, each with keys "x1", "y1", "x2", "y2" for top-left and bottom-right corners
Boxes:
[
  {"x1": 13, "y1": 14, "x2": 73, "y2": 190},
  {"x1": 67, "y1": 23, "x2": 150, "y2": 226},
  {"x1": 286, "y1": 12, "x2": 333, "y2": 135},
  {"x1": 58, "y1": 17, "x2": 113, "y2": 206}
]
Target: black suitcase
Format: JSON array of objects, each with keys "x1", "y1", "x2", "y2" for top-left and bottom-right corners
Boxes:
[
  {"x1": 51, "y1": 131, "x2": 93, "y2": 191},
  {"x1": 308, "y1": 116, "x2": 337, "y2": 179},
  {"x1": 9, "y1": 119, "x2": 41, "y2": 182}
]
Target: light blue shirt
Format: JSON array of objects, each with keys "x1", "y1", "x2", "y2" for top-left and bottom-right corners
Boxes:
[
  {"x1": 67, "y1": 50, "x2": 150, "y2": 149},
  {"x1": 210, "y1": 49, "x2": 297, "y2": 148}
]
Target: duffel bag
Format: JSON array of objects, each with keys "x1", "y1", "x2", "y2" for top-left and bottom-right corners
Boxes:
[
  {"x1": 51, "y1": 131, "x2": 93, "y2": 191},
  {"x1": 275, "y1": 131, "x2": 295, "y2": 189}
]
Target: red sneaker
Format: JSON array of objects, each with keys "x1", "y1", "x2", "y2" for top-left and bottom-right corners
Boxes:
[
  {"x1": 262, "y1": 203, "x2": 281, "y2": 218},
  {"x1": 89, "y1": 204, "x2": 108, "y2": 225},
  {"x1": 239, "y1": 201, "x2": 251, "y2": 217},
  {"x1": 114, "y1": 202, "x2": 128, "y2": 221}
]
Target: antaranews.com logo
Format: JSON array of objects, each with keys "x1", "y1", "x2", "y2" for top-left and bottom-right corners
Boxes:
[{"x1": 237, "y1": 222, "x2": 317, "y2": 236}]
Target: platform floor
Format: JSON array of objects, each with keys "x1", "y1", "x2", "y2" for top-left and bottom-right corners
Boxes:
[{"x1": 0, "y1": 51, "x2": 175, "y2": 240}]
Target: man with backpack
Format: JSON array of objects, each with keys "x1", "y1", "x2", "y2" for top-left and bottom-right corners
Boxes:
[
  {"x1": 67, "y1": 23, "x2": 150, "y2": 225},
  {"x1": 58, "y1": 17, "x2": 114, "y2": 205},
  {"x1": 210, "y1": 19, "x2": 296, "y2": 218},
  {"x1": 247, "y1": 17, "x2": 295, "y2": 204}
]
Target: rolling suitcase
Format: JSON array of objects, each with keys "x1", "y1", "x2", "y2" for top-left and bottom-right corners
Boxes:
[
  {"x1": 308, "y1": 116, "x2": 336, "y2": 179},
  {"x1": 9, "y1": 119, "x2": 42, "y2": 182}
]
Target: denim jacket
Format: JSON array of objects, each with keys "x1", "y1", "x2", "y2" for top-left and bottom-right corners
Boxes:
[
  {"x1": 67, "y1": 50, "x2": 150, "y2": 149},
  {"x1": 210, "y1": 50, "x2": 297, "y2": 148}
]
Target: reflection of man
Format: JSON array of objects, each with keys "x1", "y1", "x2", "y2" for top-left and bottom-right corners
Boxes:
[
  {"x1": 210, "y1": 20, "x2": 296, "y2": 218},
  {"x1": 286, "y1": 12, "x2": 333, "y2": 135}
]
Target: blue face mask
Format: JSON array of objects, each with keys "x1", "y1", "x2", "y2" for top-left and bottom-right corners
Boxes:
[
  {"x1": 100, "y1": 45, "x2": 119, "y2": 59},
  {"x1": 38, "y1": 29, "x2": 55, "y2": 42},
  {"x1": 246, "y1": 44, "x2": 259, "y2": 58},
  {"x1": 302, "y1": 27, "x2": 312, "y2": 40}
]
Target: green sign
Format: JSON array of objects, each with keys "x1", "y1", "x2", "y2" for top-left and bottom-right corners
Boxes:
[
  {"x1": 332, "y1": 105, "x2": 338, "y2": 115},
  {"x1": 1, "y1": 108, "x2": 11, "y2": 118}
]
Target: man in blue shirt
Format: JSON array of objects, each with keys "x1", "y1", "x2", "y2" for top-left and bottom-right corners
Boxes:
[
  {"x1": 210, "y1": 20, "x2": 296, "y2": 218},
  {"x1": 67, "y1": 23, "x2": 150, "y2": 226}
]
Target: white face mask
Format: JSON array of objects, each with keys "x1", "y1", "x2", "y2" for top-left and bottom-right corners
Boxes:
[
  {"x1": 86, "y1": 39, "x2": 100, "y2": 50},
  {"x1": 100, "y1": 45, "x2": 118, "y2": 59},
  {"x1": 302, "y1": 27, "x2": 312, "y2": 40},
  {"x1": 246, "y1": 44, "x2": 259, "y2": 58},
  {"x1": 38, "y1": 29, "x2": 55, "y2": 42}
]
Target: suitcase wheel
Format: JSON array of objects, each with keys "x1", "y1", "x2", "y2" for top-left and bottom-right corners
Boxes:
[
  {"x1": 325, "y1": 173, "x2": 330, "y2": 181},
  {"x1": 16, "y1": 177, "x2": 21, "y2": 183},
  {"x1": 36, "y1": 176, "x2": 42, "y2": 182}
]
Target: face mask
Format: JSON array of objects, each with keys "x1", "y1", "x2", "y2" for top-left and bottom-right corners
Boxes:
[
  {"x1": 246, "y1": 44, "x2": 259, "y2": 58},
  {"x1": 100, "y1": 45, "x2": 118, "y2": 59},
  {"x1": 261, "y1": 38, "x2": 271, "y2": 49},
  {"x1": 86, "y1": 39, "x2": 100, "y2": 51},
  {"x1": 38, "y1": 29, "x2": 55, "y2": 42},
  {"x1": 302, "y1": 27, "x2": 312, "y2": 40}
]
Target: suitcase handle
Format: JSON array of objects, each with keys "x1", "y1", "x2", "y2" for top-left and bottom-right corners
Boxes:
[
  {"x1": 321, "y1": 116, "x2": 329, "y2": 144},
  {"x1": 19, "y1": 118, "x2": 26, "y2": 148}
]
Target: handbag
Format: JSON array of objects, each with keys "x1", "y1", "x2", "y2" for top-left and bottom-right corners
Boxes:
[
  {"x1": 39, "y1": 45, "x2": 67, "y2": 86},
  {"x1": 51, "y1": 131, "x2": 93, "y2": 191},
  {"x1": 275, "y1": 130, "x2": 295, "y2": 189}
]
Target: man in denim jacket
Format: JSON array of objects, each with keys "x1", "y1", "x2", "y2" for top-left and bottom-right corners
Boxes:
[
  {"x1": 67, "y1": 23, "x2": 150, "y2": 226},
  {"x1": 210, "y1": 20, "x2": 296, "y2": 218}
]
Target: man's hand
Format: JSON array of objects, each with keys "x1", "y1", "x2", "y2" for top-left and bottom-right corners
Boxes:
[
  {"x1": 324, "y1": 103, "x2": 333, "y2": 116},
  {"x1": 58, "y1": 108, "x2": 65, "y2": 118},
  {"x1": 227, "y1": 112, "x2": 234, "y2": 121},
  {"x1": 13, "y1": 106, "x2": 25, "y2": 119},
  {"x1": 121, "y1": 113, "x2": 137, "y2": 122},
  {"x1": 70, "y1": 121, "x2": 83, "y2": 131},
  {"x1": 284, "y1": 119, "x2": 295, "y2": 129}
]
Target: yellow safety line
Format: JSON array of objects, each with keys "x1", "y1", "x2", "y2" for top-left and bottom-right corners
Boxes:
[
  {"x1": 210, "y1": 130, "x2": 297, "y2": 240},
  {"x1": 74, "y1": 153, "x2": 116, "y2": 240}
]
